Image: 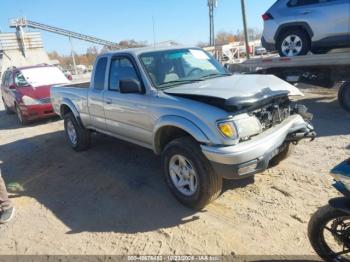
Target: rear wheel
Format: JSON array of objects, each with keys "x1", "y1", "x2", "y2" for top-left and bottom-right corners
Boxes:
[
  {"x1": 277, "y1": 29, "x2": 310, "y2": 57},
  {"x1": 162, "y1": 137, "x2": 222, "y2": 209},
  {"x1": 339, "y1": 81, "x2": 350, "y2": 112},
  {"x1": 64, "y1": 112, "x2": 91, "y2": 151}
]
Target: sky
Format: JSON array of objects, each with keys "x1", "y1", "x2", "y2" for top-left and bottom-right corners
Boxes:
[{"x1": 1, "y1": 0, "x2": 276, "y2": 55}]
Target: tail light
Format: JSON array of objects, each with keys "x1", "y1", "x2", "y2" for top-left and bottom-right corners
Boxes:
[{"x1": 262, "y1": 13, "x2": 273, "y2": 21}]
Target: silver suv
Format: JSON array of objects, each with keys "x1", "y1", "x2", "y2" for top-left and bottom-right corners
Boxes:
[{"x1": 262, "y1": 0, "x2": 350, "y2": 57}]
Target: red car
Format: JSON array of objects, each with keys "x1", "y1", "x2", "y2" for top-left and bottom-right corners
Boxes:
[{"x1": 1, "y1": 65, "x2": 70, "y2": 124}]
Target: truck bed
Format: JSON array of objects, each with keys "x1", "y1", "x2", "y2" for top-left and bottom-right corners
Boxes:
[
  {"x1": 58, "y1": 80, "x2": 90, "y2": 88},
  {"x1": 51, "y1": 83, "x2": 90, "y2": 117}
]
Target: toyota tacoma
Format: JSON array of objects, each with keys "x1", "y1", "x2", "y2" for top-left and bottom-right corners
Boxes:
[{"x1": 51, "y1": 46, "x2": 315, "y2": 209}]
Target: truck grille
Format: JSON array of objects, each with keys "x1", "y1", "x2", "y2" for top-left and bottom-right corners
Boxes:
[{"x1": 253, "y1": 102, "x2": 291, "y2": 131}]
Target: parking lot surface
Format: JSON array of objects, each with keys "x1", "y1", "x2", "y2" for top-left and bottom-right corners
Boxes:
[{"x1": 0, "y1": 85, "x2": 349, "y2": 255}]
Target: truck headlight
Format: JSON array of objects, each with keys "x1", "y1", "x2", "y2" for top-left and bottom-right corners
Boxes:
[
  {"x1": 217, "y1": 121, "x2": 238, "y2": 139},
  {"x1": 22, "y1": 96, "x2": 40, "y2": 105}
]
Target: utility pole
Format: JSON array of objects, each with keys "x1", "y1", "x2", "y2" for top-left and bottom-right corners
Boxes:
[
  {"x1": 240, "y1": 0, "x2": 250, "y2": 59},
  {"x1": 69, "y1": 37, "x2": 78, "y2": 75},
  {"x1": 208, "y1": 0, "x2": 218, "y2": 46}
]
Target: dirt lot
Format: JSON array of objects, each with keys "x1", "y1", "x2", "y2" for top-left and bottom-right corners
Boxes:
[{"x1": 0, "y1": 85, "x2": 349, "y2": 256}]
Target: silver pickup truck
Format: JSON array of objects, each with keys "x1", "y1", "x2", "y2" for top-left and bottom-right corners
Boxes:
[{"x1": 51, "y1": 46, "x2": 315, "y2": 209}]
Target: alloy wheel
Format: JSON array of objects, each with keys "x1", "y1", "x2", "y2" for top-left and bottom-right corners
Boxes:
[
  {"x1": 169, "y1": 154, "x2": 198, "y2": 196},
  {"x1": 66, "y1": 119, "x2": 78, "y2": 146},
  {"x1": 281, "y1": 35, "x2": 303, "y2": 57}
]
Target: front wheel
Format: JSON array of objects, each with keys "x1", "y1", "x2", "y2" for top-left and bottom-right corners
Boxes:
[
  {"x1": 162, "y1": 137, "x2": 222, "y2": 210},
  {"x1": 15, "y1": 105, "x2": 28, "y2": 125},
  {"x1": 64, "y1": 112, "x2": 91, "y2": 151},
  {"x1": 308, "y1": 204, "x2": 350, "y2": 262}
]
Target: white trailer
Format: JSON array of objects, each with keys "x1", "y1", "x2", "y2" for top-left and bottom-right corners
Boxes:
[{"x1": 228, "y1": 50, "x2": 350, "y2": 112}]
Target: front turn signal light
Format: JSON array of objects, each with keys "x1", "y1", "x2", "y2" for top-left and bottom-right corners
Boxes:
[{"x1": 217, "y1": 121, "x2": 237, "y2": 139}]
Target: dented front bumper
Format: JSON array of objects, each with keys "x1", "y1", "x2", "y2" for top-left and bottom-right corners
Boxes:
[{"x1": 201, "y1": 114, "x2": 315, "y2": 179}]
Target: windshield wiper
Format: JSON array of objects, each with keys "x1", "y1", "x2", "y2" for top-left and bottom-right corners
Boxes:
[
  {"x1": 200, "y1": 73, "x2": 232, "y2": 80},
  {"x1": 158, "y1": 79, "x2": 204, "y2": 89}
]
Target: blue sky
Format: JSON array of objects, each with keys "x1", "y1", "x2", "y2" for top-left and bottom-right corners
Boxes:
[{"x1": 1, "y1": 0, "x2": 276, "y2": 55}]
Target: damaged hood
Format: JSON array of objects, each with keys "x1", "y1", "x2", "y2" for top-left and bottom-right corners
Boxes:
[{"x1": 164, "y1": 74, "x2": 303, "y2": 109}]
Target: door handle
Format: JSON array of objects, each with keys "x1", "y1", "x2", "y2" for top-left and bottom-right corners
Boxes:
[{"x1": 105, "y1": 98, "x2": 112, "y2": 104}]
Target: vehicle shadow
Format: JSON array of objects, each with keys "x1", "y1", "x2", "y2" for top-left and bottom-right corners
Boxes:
[
  {"x1": 0, "y1": 109, "x2": 61, "y2": 130},
  {"x1": 0, "y1": 131, "x2": 202, "y2": 234},
  {"x1": 298, "y1": 95, "x2": 350, "y2": 137},
  {"x1": 222, "y1": 176, "x2": 255, "y2": 193}
]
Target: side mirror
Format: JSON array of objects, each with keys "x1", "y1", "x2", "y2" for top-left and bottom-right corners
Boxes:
[
  {"x1": 9, "y1": 84, "x2": 16, "y2": 90},
  {"x1": 119, "y1": 79, "x2": 142, "y2": 94}
]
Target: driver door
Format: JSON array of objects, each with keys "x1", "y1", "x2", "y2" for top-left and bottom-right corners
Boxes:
[{"x1": 103, "y1": 55, "x2": 153, "y2": 147}]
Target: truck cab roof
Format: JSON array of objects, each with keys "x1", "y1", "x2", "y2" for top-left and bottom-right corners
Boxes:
[{"x1": 99, "y1": 45, "x2": 197, "y2": 58}]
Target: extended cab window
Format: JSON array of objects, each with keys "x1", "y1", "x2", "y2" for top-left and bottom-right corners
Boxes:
[
  {"x1": 109, "y1": 57, "x2": 139, "y2": 91},
  {"x1": 94, "y1": 57, "x2": 108, "y2": 90}
]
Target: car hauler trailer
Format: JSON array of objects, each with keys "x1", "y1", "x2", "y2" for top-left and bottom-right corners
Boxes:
[{"x1": 227, "y1": 50, "x2": 350, "y2": 112}]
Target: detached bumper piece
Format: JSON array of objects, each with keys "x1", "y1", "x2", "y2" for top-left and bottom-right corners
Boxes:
[{"x1": 285, "y1": 124, "x2": 316, "y2": 143}]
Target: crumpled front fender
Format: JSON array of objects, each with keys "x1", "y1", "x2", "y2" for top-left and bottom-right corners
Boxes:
[{"x1": 153, "y1": 115, "x2": 211, "y2": 154}]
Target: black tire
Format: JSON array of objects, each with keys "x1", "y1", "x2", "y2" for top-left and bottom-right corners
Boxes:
[
  {"x1": 308, "y1": 205, "x2": 350, "y2": 262},
  {"x1": 269, "y1": 143, "x2": 294, "y2": 167},
  {"x1": 277, "y1": 29, "x2": 311, "y2": 57},
  {"x1": 338, "y1": 81, "x2": 350, "y2": 113},
  {"x1": 64, "y1": 112, "x2": 91, "y2": 151},
  {"x1": 15, "y1": 104, "x2": 28, "y2": 125},
  {"x1": 161, "y1": 137, "x2": 222, "y2": 210},
  {"x1": 2, "y1": 97, "x2": 13, "y2": 115}
]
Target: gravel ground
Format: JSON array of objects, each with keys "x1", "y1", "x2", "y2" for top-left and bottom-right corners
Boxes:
[{"x1": 0, "y1": 85, "x2": 349, "y2": 256}]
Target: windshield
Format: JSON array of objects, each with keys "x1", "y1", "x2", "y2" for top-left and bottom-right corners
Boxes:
[
  {"x1": 19, "y1": 66, "x2": 70, "y2": 88},
  {"x1": 15, "y1": 72, "x2": 29, "y2": 87},
  {"x1": 139, "y1": 48, "x2": 230, "y2": 89}
]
